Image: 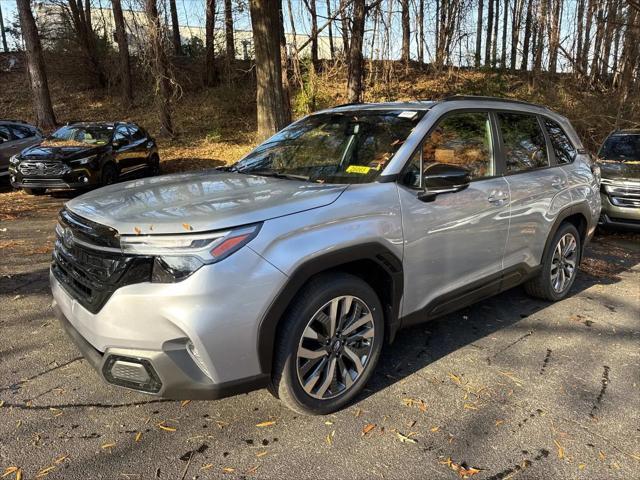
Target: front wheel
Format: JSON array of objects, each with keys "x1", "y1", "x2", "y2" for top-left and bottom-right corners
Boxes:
[
  {"x1": 101, "y1": 163, "x2": 118, "y2": 186},
  {"x1": 271, "y1": 273, "x2": 384, "y2": 415},
  {"x1": 524, "y1": 222, "x2": 581, "y2": 301}
]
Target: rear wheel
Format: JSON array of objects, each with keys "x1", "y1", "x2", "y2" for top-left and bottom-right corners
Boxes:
[
  {"x1": 101, "y1": 163, "x2": 118, "y2": 186},
  {"x1": 524, "y1": 222, "x2": 581, "y2": 301},
  {"x1": 149, "y1": 154, "x2": 161, "y2": 175},
  {"x1": 23, "y1": 188, "x2": 46, "y2": 195},
  {"x1": 271, "y1": 273, "x2": 384, "y2": 415}
]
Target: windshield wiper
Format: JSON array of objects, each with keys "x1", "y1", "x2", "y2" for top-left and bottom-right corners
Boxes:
[{"x1": 247, "y1": 170, "x2": 311, "y2": 181}]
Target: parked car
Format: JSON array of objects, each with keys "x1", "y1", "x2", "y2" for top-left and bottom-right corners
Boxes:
[
  {"x1": 0, "y1": 120, "x2": 42, "y2": 180},
  {"x1": 597, "y1": 129, "x2": 640, "y2": 230},
  {"x1": 51, "y1": 97, "x2": 600, "y2": 414},
  {"x1": 9, "y1": 121, "x2": 160, "y2": 195}
]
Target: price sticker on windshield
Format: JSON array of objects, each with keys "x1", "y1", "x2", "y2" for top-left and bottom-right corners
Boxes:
[
  {"x1": 346, "y1": 165, "x2": 372, "y2": 174},
  {"x1": 398, "y1": 111, "x2": 418, "y2": 119}
]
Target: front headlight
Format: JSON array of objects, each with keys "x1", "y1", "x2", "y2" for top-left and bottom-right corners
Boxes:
[
  {"x1": 120, "y1": 224, "x2": 261, "y2": 282},
  {"x1": 70, "y1": 155, "x2": 97, "y2": 166},
  {"x1": 9, "y1": 155, "x2": 20, "y2": 165}
]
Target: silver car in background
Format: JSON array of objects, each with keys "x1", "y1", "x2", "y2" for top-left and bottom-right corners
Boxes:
[
  {"x1": 0, "y1": 120, "x2": 43, "y2": 179},
  {"x1": 51, "y1": 96, "x2": 600, "y2": 414}
]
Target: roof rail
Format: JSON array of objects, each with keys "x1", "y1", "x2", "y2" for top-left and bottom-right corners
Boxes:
[
  {"x1": 442, "y1": 95, "x2": 547, "y2": 108},
  {"x1": 332, "y1": 102, "x2": 366, "y2": 108}
]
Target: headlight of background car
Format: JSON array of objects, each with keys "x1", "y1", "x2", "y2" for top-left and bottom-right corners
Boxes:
[
  {"x1": 9, "y1": 155, "x2": 20, "y2": 165},
  {"x1": 70, "y1": 155, "x2": 97, "y2": 166},
  {"x1": 120, "y1": 224, "x2": 261, "y2": 283}
]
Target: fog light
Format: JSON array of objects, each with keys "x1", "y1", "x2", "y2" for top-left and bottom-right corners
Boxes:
[
  {"x1": 187, "y1": 341, "x2": 212, "y2": 380},
  {"x1": 10, "y1": 175, "x2": 15, "y2": 183},
  {"x1": 102, "y1": 355, "x2": 162, "y2": 393},
  {"x1": 80, "y1": 176, "x2": 89, "y2": 183}
]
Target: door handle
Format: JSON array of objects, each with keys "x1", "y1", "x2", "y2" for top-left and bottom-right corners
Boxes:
[
  {"x1": 551, "y1": 176, "x2": 567, "y2": 189},
  {"x1": 487, "y1": 190, "x2": 509, "y2": 205}
]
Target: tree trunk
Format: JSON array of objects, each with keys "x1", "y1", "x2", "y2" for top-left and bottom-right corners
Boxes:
[
  {"x1": 16, "y1": 0, "x2": 56, "y2": 129},
  {"x1": 346, "y1": 0, "x2": 365, "y2": 102},
  {"x1": 0, "y1": 2, "x2": 9, "y2": 53},
  {"x1": 168, "y1": 0, "x2": 181, "y2": 55},
  {"x1": 279, "y1": 5, "x2": 292, "y2": 124},
  {"x1": 67, "y1": 0, "x2": 107, "y2": 87},
  {"x1": 340, "y1": 0, "x2": 350, "y2": 55},
  {"x1": 225, "y1": 0, "x2": 235, "y2": 60},
  {"x1": 575, "y1": 0, "x2": 585, "y2": 74},
  {"x1": 418, "y1": 0, "x2": 425, "y2": 64},
  {"x1": 548, "y1": 0, "x2": 562, "y2": 73},
  {"x1": 305, "y1": 0, "x2": 320, "y2": 70},
  {"x1": 145, "y1": 0, "x2": 174, "y2": 136},
  {"x1": 401, "y1": 0, "x2": 410, "y2": 64},
  {"x1": 491, "y1": 0, "x2": 499, "y2": 67},
  {"x1": 582, "y1": 0, "x2": 595, "y2": 72},
  {"x1": 533, "y1": 0, "x2": 547, "y2": 73},
  {"x1": 485, "y1": 0, "x2": 493, "y2": 65},
  {"x1": 520, "y1": 0, "x2": 533, "y2": 70},
  {"x1": 250, "y1": 0, "x2": 289, "y2": 139},
  {"x1": 589, "y1": 2, "x2": 605, "y2": 79},
  {"x1": 326, "y1": 0, "x2": 335, "y2": 59},
  {"x1": 501, "y1": 0, "x2": 508, "y2": 67},
  {"x1": 111, "y1": 0, "x2": 133, "y2": 105},
  {"x1": 205, "y1": 0, "x2": 218, "y2": 86},
  {"x1": 600, "y1": 0, "x2": 617, "y2": 80},
  {"x1": 617, "y1": 5, "x2": 639, "y2": 124},
  {"x1": 510, "y1": 0, "x2": 524, "y2": 70},
  {"x1": 475, "y1": 0, "x2": 483, "y2": 67}
]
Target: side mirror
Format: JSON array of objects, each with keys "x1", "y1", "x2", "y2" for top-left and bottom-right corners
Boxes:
[
  {"x1": 417, "y1": 163, "x2": 471, "y2": 202},
  {"x1": 112, "y1": 139, "x2": 124, "y2": 149}
]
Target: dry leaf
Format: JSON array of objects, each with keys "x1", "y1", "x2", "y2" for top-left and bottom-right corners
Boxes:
[
  {"x1": 443, "y1": 458, "x2": 483, "y2": 478},
  {"x1": 53, "y1": 455, "x2": 68, "y2": 465},
  {"x1": 157, "y1": 422, "x2": 177, "y2": 432},
  {"x1": 245, "y1": 465, "x2": 260, "y2": 474},
  {"x1": 448, "y1": 372, "x2": 462, "y2": 384},
  {"x1": 495, "y1": 419, "x2": 504, "y2": 426},
  {"x1": 554, "y1": 440, "x2": 565, "y2": 459},
  {"x1": 256, "y1": 451, "x2": 268, "y2": 458},
  {"x1": 49, "y1": 408, "x2": 63, "y2": 417},
  {"x1": 2, "y1": 467, "x2": 19, "y2": 478},
  {"x1": 395, "y1": 431, "x2": 417, "y2": 444},
  {"x1": 578, "y1": 464, "x2": 586, "y2": 470},
  {"x1": 598, "y1": 450, "x2": 606, "y2": 461},
  {"x1": 630, "y1": 452, "x2": 640, "y2": 461},
  {"x1": 362, "y1": 424, "x2": 376, "y2": 435},
  {"x1": 222, "y1": 467, "x2": 235, "y2": 474},
  {"x1": 134, "y1": 432, "x2": 142, "y2": 442},
  {"x1": 182, "y1": 223, "x2": 193, "y2": 231},
  {"x1": 134, "y1": 226, "x2": 141, "y2": 235},
  {"x1": 324, "y1": 421, "x2": 333, "y2": 425},
  {"x1": 0, "y1": 400, "x2": 4, "y2": 407},
  {"x1": 101, "y1": 442, "x2": 116, "y2": 449},
  {"x1": 35, "y1": 466, "x2": 55, "y2": 478},
  {"x1": 430, "y1": 426, "x2": 440, "y2": 432},
  {"x1": 354, "y1": 408, "x2": 362, "y2": 417},
  {"x1": 464, "y1": 403, "x2": 478, "y2": 410},
  {"x1": 326, "y1": 430, "x2": 335, "y2": 445},
  {"x1": 181, "y1": 400, "x2": 191, "y2": 407},
  {"x1": 200, "y1": 464, "x2": 214, "y2": 471},
  {"x1": 255, "y1": 420, "x2": 276, "y2": 428}
]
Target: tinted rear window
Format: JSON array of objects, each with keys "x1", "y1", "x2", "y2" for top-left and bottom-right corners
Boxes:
[{"x1": 599, "y1": 134, "x2": 640, "y2": 161}]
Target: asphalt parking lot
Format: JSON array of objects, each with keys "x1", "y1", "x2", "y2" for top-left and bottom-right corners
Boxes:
[{"x1": 0, "y1": 188, "x2": 638, "y2": 480}]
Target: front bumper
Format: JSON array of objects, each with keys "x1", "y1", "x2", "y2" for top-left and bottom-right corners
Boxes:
[
  {"x1": 50, "y1": 245, "x2": 286, "y2": 399},
  {"x1": 599, "y1": 187, "x2": 640, "y2": 231},
  {"x1": 9, "y1": 163, "x2": 101, "y2": 189}
]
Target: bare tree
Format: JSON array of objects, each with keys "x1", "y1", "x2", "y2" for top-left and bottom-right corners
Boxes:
[
  {"x1": 347, "y1": 0, "x2": 365, "y2": 102},
  {"x1": 501, "y1": 0, "x2": 508, "y2": 68},
  {"x1": 111, "y1": 0, "x2": 133, "y2": 104},
  {"x1": 16, "y1": 0, "x2": 57, "y2": 129},
  {"x1": 475, "y1": 0, "x2": 484, "y2": 67},
  {"x1": 327, "y1": 0, "x2": 335, "y2": 59},
  {"x1": 0, "y1": 1, "x2": 8, "y2": 52},
  {"x1": 548, "y1": 0, "x2": 561, "y2": 73},
  {"x1": 418, "y1": 0, "x2": 425, "y2": 64},
  {"x1": 250, "y1": 0, "x2": 289, "y2": 138},
  {"x1": 520, "y1": 0, "x2": 533, "y2": 70},
  {"x1": 533, "y1": 0, "x2": 547, "y2": 73},
  {"x1": 401, "y1": 0, "x2": 410, "y2": 64},
  {"x1": 168, "y1": 0, "x2": 181, "y2": 55},
  {"x1": 340, "y1": 0, "x2": 350, "y2": 55},
  {"x1": 510, "y1": 0, "x2": 525, "y2": 69},
  {"x1": 225, "y1": 0, "x2": 235, "y2": 61},
  {"x1": 485, "y1": 0, "x2": 494, "y2": 64},
  {"x1": 67, "y1": 0, "x2": 107, "y2": 86},
  {"x1": 575, "y1": 0, "x2": 585, "y2": 71},
  {"x1": 491, "y1": 0, "x2": 499, "y2": 66},
  {"x1": 303, "y1": 0, "x2": 320, "y2": 70},
  {"x1": 205, "y1": 0, "x2": 218, "y2": 86},
  {"x1": 144, "y1": 0, "x2": 174, "y2": 136}
]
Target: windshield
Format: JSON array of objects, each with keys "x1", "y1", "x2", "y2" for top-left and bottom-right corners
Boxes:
[
  {"x1": 232, "y1": 110, "x2": 425, "y2": 183},
  {"x1": 45, "y1": 125, "x2": 113, "y2": 147},
  {"x1": 598, "y1": 134, "x2": 640, "y2": 161}
]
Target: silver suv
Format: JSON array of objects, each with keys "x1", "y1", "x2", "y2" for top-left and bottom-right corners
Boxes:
[{"x1": 51, "y1": 97, "x2": 600, "y2": 414}]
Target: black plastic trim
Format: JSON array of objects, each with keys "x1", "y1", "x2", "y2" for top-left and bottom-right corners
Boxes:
[{"x1": 256, "y1": 243, "x2": 404, "y2": 375}]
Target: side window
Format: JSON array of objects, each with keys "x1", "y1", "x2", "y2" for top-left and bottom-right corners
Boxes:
[
  {"x1": 127, "y1": 125, "x2": 145, "y2": 141},
  {"x1": 543, "y1": 118, "x2": 576, "y2": 164},
  {"x1": 497, "y1": 112, "x2": 549, "y2": 173},
  {"x1": 0, "y1": 126, "x2": 10, "y2": 142},
  {"x1": 113, "y1": 127, "x2": 131, "y2": 145},
  {"x1": 422, "y1": 112, "x2": 494, "y2": 179},
  {"x1": 10, "y1": 126, "x2": 32, "y2": 139}
]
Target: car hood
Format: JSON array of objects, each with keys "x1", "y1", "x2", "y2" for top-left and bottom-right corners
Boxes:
[
  {"x1": 65, "y1": 170, "x2": 348, "y2": 235},
  {"x1": 20, "y1": 144, "x2": 106, "y2": 162},
  {"x1": 598, "y1": 159, "x2": 640, "y2": 182}
]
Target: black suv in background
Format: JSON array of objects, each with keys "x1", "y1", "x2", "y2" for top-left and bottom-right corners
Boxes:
[
  {"x1": 597, "y1": 129, "x2": 640, "y2": 230},
  {"x1": 0, "y1": 120, "x2": 43, "y2": 180},
  {"x1": 9, "y1": 122, "x2": 160, "y2": 195}
]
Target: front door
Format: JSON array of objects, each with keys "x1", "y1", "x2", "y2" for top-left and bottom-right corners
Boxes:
[{"x1": 398, "y1": 110, "x2": 511, "y2": 324}]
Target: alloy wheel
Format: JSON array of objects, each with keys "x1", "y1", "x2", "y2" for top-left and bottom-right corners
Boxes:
[
  {"x1": 296, "y1": 295, "x2": 375, "y2": 400},
  {"x1": 550, "y1": 232, "x2": 578, "y2": 293}
]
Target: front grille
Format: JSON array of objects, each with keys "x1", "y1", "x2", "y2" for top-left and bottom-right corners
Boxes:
[
  {"x1": 604, "y1": 182, "x2": 640, "y2": 209},
  {"x1": 19, "y1": 161, "x2": 69, "y2": 177},
  {"x1": 52, "y1": 209, "x2": 153, "y2": 313}
]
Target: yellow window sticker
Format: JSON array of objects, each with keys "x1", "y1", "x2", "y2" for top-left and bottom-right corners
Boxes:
[{"x1": 346, "y1": 165, "x2": 372, "y2": 174}]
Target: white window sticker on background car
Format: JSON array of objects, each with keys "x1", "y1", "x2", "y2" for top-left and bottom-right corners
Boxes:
[{"x1": 398, "y1": 111, "x2": 418, "y2": 119}]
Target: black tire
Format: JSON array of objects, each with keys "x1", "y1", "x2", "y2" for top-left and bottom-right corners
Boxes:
[
  {"x1": 149, "y1": 155, "x2": 161, "y2": 175},
  {"x1": 101, "y1": 163, "x2": 118, "y2": 186},
  {"x1": 23, "y1": 187, "x2": 46, "y2": 195},
  {"x1": 524, "y1": 222, "x2": 581, "y2": 301},
  {"x1": 271, "y1": 273, "x2": 384, "y2": 415}
]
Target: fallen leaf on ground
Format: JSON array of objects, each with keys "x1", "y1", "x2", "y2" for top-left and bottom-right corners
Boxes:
[
  {"x1": 362, "y1": 424, "x2": 376, "y2": 435},
  {"x1": 554, "y1": 440, "x2": 565, "y2": 459},
  {"x1": 431, "y1": 426, "x2": 440, "y2": 432},
  {"x1": 256, "y1": 451, "x2": 268, "y2": 458},
  {"x1": 101, "y1": 442, "x2": 116, "y2": 450},
  {"x1": 464, "y1": 403, "x2": 478, "y2": 410},
  {"x1": 448, "y1": 372, "x2": 462, "y2": 384},
  {"x1": 200, "y1": 464, "x2": 213, "y2": 471},
  {"x1": 222, "y1": 467, "x2": 235, "y2": 473},
  {"x1": 134, "y1": 432, "x2": 142, "y2": 442},
  {"x1": 245, "y1": 465, "x2": 259, "y2": 474},
  {"x1": 2, "y1": 467, "x2": 19, "y2": 478},
  {"x1": 495, "y1": 419, "x2": 504, "y2": 426},
  {"x1": 157, "y1": 422, "x2": 177, "y2": 432},
  {"x1": 598, "y1": 450, "x2": 606, "y2": 461},
  {"x1": 442, "y1": 458, "x2": 483, "y2": 478},
  {"x1": 395, "y1": 431, "x2": 417, "y2": 444},
  {"x1": 354, "y1": 408, "x2": 362, "y2": 417},
  {"x1": 255, "y1": 421, "x2": 276, "y2": 428},
  {"x1": 326, "y1": 430, "x2": 335, "y2": 445},
  {"x1": 53, "y1": 456, "x2": 68, "y2": 465},
  {"x1": 35, "y1": 466, "x2": 55, "y2": 478},
  {"x1": 181, "y1": 400, "x2": 191, "y2": 407},
  {"x1": 324, "y1": 421, "x2": 333, "y2": 425}
]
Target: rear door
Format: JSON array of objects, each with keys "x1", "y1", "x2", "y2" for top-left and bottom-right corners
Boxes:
[
  {"x1": 496, "y1": 111, "x2": 572, "y2": 273},
  {"x1": 398, "y1": 110, "x2": 511, "y2": 324},
  {"x1": 112, "y1": 125, "x2": 137, "y2": 174},
  {"x1": 126, "y1": 125, "x2": 152, "y2": 170}
]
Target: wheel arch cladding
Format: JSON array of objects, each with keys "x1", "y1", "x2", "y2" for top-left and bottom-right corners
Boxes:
[
  {"x1": 543, "y1": 203, "x2": 590, "y2": 265},
  {"x1": 256, "y1": 243, "x2": 403, "y2": 375}
]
